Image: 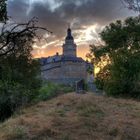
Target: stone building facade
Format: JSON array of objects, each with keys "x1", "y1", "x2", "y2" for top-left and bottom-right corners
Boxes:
[{"x1": 40, "y1": 28, "x2": 93, "y2": 85}]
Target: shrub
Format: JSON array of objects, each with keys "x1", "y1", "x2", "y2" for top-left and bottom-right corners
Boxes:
[
  {"x1": 37, "y1": 82, "x2": 74, "y2": 101},
  {"x1": 0, "y1": 80, "x2": 37, "y2": 121}
]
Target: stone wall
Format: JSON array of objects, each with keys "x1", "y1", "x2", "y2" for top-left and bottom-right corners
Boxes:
[
  {"x1": 41, "y1": 62, "x2": 61, "y2": 80},
  {"x1": 41, "y1": 61, "x2": 87, "y2": 85}
]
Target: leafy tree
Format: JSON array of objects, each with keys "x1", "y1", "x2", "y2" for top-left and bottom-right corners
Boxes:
[
  {"x1": 0, "y1": 0, "x2": 52, "y2": 121},
  {"x1": 0, "y1": 18, "x2": 50, "y2": 84},
  {"x1": 0, "y1": 18, "x2": 51, "y2": 121},
  {"x1": 90, "y1": 16, "x2": 140, "y2": 98}
]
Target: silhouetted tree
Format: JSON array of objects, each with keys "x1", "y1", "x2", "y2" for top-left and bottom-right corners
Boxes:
[
  {"x1": 0, "y1": 16, "x2": 52, "y2": 120},
  {"x1": 0, "y1": 18, "x2": 51, "y2": 57},
  {"x1": 122, "y1": 0, "x2": 140, "y2": 13},
  {"x1": 0, "y1": 0, "x2": 54, "y2": 121}
]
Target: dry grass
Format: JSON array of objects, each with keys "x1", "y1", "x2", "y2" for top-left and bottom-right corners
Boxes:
[{"x1": 0, "y1": 92, "x2": 140, "y2": 140}]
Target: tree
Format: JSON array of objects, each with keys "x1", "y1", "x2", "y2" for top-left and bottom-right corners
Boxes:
[
  {"x1": 121, "y1": 0, "x2": 140, "y2": 13},
  {"x1": 0, "y1": 0, "x2": 54, "y2": 121},
  {"x1": 0, "y1": 18, "x2": 51, "y2": 87},
  {"x1": 90, "y1": 16, "x2": 140, "y2": 98},
  {"x1": 0, "y1": 0, "x2": 7, "y2": 22},
  {"x1": 0, "y1": 18, "x2": 51, "y2": 57},
  {"x1": 0, "y1": 17, "x2": 52, "y2": 121}
]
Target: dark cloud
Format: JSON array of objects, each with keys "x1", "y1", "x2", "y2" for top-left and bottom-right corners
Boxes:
[
  {"x1": 8, "y1": 0, "x2": 135, "y2": 36},
  {"x1": 8, "y1": 0, "x2": 30, "y2": 21},
  {"x1": 7, "y1": 0, "x2": 136, "y2": 57}
]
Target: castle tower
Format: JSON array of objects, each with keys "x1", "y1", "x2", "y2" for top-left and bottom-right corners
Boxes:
[{"x1": 62, "y1": 28, "x2": 77, "y2": 57}]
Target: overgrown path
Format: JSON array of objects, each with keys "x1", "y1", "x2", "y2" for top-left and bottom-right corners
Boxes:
[{"x1": 0, "y1": 93, "x2": 140, "y2": 140}]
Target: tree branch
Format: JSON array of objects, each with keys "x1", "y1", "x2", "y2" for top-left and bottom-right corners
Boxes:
[{"x1": 0, "y1": 18, "x2": 52, "y2": 57}]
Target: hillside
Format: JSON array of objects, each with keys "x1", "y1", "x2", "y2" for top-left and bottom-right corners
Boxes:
[{"x1": 0, "y1": 93, "x2": 140, "y2": 140}]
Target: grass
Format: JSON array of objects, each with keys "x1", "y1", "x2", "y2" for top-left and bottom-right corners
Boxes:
[
  {"x1": 0, "y1": 92, "x2": 140, "y2": 140},
  {"x1": 0, "y1": 124, "x2": 28, "y2": 140},
  {"x1": 77, "y1": 100, "x2": 105, "y2": 118}
]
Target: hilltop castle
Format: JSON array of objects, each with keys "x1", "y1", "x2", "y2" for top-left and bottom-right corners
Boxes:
[{"x1": 40, "y1": 28, "x2": 93, "y2": 85}]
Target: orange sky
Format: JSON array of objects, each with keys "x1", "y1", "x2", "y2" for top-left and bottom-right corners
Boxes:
[
  {"x1": 32, "y1": 43, "x2": 90, "y2": 60},
  {"x1": 8, "y1": 0, "x2": 136, "y2": 61},
  {"x1": 32, "y1": 24, "x2": 101, "y2": 60}
]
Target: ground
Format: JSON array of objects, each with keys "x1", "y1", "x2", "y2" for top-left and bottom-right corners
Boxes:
[{"x1": 0, "y1": 93, "x2": 140, "y2": 140}]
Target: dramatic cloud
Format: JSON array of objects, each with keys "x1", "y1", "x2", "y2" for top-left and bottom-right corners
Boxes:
[{"x1": 7, "y1": 0, "x2": 136, "y2": 59}]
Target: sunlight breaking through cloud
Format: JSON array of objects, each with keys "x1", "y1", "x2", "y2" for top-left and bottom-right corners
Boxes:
[{"x1": 7, "y1": 0, "x2": 136, "y2": 59}]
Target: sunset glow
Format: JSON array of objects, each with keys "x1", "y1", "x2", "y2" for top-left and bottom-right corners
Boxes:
[
  {"x1": 7, "y1": 0, "x2": 134, "y2": 60},
  {"x1": 32, "y1": 25, "x2": 100, "y2": 60}
]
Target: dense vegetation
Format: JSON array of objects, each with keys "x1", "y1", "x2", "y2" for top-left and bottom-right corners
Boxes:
[
  {"x1": 37, "y1": 82, "x2": 74, "y2": 101},
  {"x1": 0, "y1": 2, "x2": 45, "y2": 121},
  {"x1": 0, "y1": 24, "x2": 41, "y2": 121},
  {"x1": 90, "y1": 16, "x2": 140, "y2": 98}
]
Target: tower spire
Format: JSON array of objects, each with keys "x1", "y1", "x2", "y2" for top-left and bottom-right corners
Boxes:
[
  {"x1": 66, "y1": 25, "x2": 73, "y2": 40},
  {"x1": 63, "y1": 27, "x2": 77, "y2": 57}
]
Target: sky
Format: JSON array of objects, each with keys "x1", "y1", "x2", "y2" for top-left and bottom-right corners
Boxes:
[{"x1": 7, "y1": 0, "x2": 136, "y2": 59}]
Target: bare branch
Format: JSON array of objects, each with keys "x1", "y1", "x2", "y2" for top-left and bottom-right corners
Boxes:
[
  {"x1": 0, "y1": 18, "x2": 52, "y2": 57},
  {"x1": 121, "y1": 0, "x2": 140, "y2": 13}
]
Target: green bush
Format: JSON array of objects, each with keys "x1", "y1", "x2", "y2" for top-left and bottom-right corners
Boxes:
[
  {"x1": 0, "y1": 80, "x2": 73, "y2": 121},
  {"x1": 0, "y1": 81, "x2": 35, "y2": 121},
  {"x1": 37, "y1": 82, "x2": 74, "y2": 101},
  {"x1": 91, "y1": 17, "x2": 140, "y2": 99}
]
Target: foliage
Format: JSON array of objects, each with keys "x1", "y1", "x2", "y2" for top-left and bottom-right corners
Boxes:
[
  {"x1": 37, "y1": 82, "x2": 74, "y2": 101},
  {"x1": 105, "y1": 51, "x2": 140, "y2": 97},
  {"x1": 0, "y1": 0, "x2": 7, "y2": 22},
  {"x1": 90, "y1": 16, "x2": 140, "y2": 98},
  {"x1": 1, "y1": 0, "x2": 52, "y2": 123},
  {"x1": 0, "y1": 57, "x2": 41, "y2": 90},
  {"x1": 95, "y1": 65, "x2": 110, "y2": 90},
  {"x1": 0, "y1": 18, "x2": 51, "y2": 121},
  {"x1": 0, "y1": 58, "x2": 41, "y2": 121},
  {"x1": 0, "y1": 81, "x2": 34, "y2": 121}
]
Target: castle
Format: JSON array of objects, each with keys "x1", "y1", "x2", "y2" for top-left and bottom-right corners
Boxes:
[{"x1": 40, "y1": 28, "x2": 93, "y2": 85}]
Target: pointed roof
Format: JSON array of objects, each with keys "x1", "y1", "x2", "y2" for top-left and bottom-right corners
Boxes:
[{"x1": 65, "y1": 28, "x2": 74, "y2": 40}]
